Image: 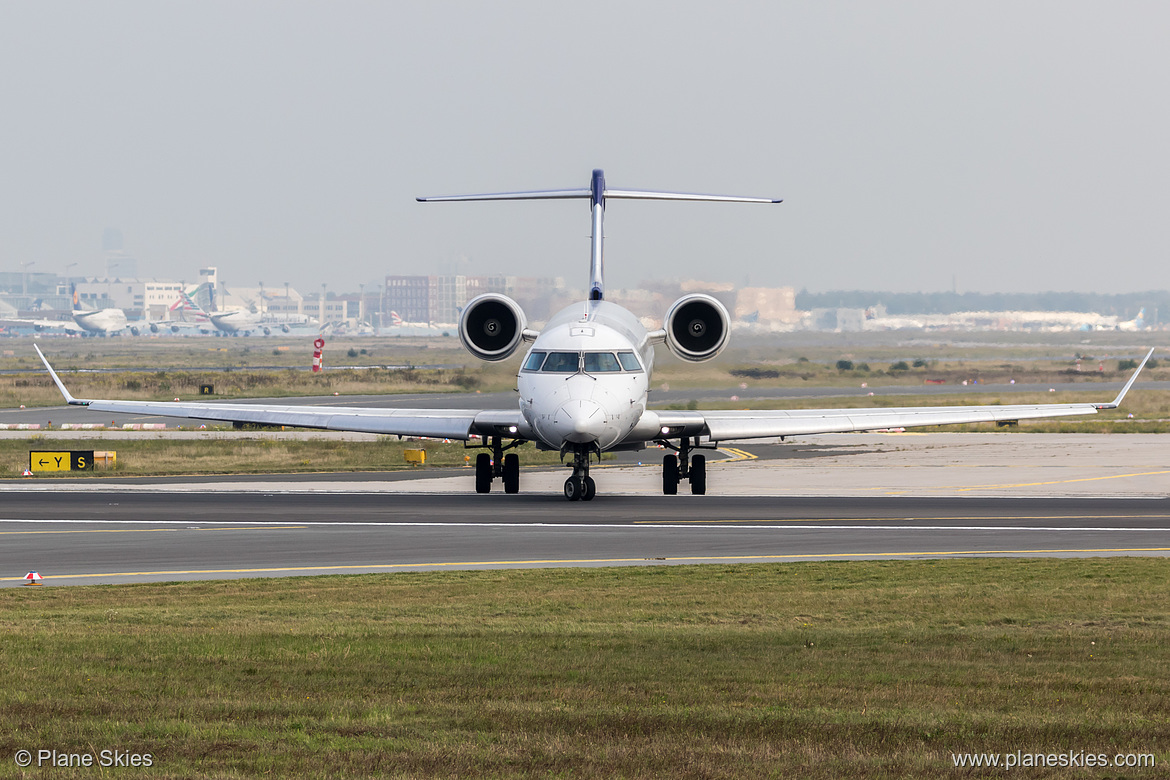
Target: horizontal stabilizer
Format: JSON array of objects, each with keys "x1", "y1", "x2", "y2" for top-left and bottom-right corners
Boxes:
[
  {"x1": 418, "y1": 189, "x2": 590, "y2": 202},
  {"x1": 418, "y1": 187, "x2": 780, "y2": 204},
  {"x1": 604, "y1": 189, "x2": 781, "y2": 203}
]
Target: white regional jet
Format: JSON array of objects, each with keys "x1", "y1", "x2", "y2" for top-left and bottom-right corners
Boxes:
[{"x1": 36, "y1": 170, "x2": 1154, "y2": 501}]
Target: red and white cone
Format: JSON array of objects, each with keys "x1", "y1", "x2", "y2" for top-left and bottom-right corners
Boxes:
[{"x1": 23, "y1": 572, "x2": 43, "y2": 586}]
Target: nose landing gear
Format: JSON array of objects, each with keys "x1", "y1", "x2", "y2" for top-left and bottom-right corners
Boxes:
[{"x1": 562, "y1": 443, "x2": 599, "y2": 501}]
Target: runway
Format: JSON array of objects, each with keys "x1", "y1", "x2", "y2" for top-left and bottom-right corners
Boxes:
[
  {"x1": 2, "y1": 433, "x2": 1168, "y2": 586},
  {"x1": 3, "y1": 493, "x2": 1169, "y2": 587}
]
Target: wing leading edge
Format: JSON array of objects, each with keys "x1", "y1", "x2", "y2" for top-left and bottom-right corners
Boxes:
[
  {"x1": 680, "y1": 348, "x2": 1154, "y2": 442},
  {"x1": 34, "y1": 345, "x2": 524, "y2": 440}
]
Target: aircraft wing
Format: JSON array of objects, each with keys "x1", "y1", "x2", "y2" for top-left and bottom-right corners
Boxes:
[
  {"x1": 657, "y1": 348, "x2": 1155, "y2": 442},
  {"x1": 34, "y1": 345, "x2": 525, "y2": 440},
  {"x1": 0, "y1": 316, "x2": 83, "y2": 334}
]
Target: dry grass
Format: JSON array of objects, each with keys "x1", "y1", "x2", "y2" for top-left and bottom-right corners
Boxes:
[
  {"x1": 0, "y1": 436, "x2": 566, "y2": 478},
  {"x1": 1, "y1": 559, "x2": 1168, "y2": 777}
]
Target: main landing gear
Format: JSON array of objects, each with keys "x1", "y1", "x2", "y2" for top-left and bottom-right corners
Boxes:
[
  {"x1": 562, "y1": 443, "x2": 598, "y2": 502},
  {"x1": 471, "y1": 435, "x2": 523, "y2": 494},
  {"x1": 659, "y1": 436, "x2": 709, "y2": 495}
]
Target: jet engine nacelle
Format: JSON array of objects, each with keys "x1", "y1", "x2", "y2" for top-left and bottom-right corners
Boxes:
[
  {"x1": 664, "y1": 294, "x2": 731, "y2": 362},
  {"x1": 459, "y1": 293, "x2": 527, "y2": 361}
]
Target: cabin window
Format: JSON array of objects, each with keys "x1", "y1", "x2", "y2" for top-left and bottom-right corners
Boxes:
[
  {"x1": 617, "y1": 351, "x2": 642, "y2": 371},
  {"x1": 541, "y1": 351, "x2": 579, "y2": 372},
  {"x1": 522, "y1": 351, "x2": 546, "y2": 371},
  {"x1": 584, "y1": 352, "x2": 622, "y2": 372}
]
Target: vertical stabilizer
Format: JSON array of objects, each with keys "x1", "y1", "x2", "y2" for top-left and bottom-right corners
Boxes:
[{"x1": 589, "y1": 169, "x2": 605, "y2": 301}]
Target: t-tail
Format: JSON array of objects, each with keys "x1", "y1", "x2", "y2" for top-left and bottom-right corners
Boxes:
[{"x1": 418, "y1": 169, "x2": 781, "y2": 301}]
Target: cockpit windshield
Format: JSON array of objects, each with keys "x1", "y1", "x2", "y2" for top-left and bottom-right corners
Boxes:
[
  {"x1": 616, "y1": 352, "x2": 642, "y2": 371},
  {"x1": 521, "y1": 350, "x2": 644, "y2": 373},
  {"x1": 583, "y1": 352, "x2": 622, "y2": 372},
  {"x1": 540, "y1": 352, "x2": 579, "y2": 372}
]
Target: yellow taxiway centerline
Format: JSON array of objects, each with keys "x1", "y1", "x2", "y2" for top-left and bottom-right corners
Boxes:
[
  {"x1": 635, "y1": 514, "x2": 1170, "y2": 525},
  {"x1": 955, "y1": 469, "x2": 1170, "y2": 491}
]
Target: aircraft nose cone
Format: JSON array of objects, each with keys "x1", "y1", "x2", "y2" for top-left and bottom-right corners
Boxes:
[{"x1": 554, "y1": 399, "x2": 606, "y2": 444}]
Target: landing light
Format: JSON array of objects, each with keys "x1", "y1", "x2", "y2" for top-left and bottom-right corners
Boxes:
[
  {"x1": 661, "y1": 427, "x2": 670, "y2": 434},
  {"x1": 508, "y1": 425, "x2": 518, "y2": 433}
]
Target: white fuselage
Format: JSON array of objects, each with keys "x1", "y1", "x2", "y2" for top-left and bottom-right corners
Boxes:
[
  {"x1": 73, "y1": 308, "x2": 127, "y2": 335},
  {"x1": 210, "y1": 310, "x2": 259, "y2": 334},
  {"x1": 517, "y1": 300, "x2": 654, "y2": 451}
]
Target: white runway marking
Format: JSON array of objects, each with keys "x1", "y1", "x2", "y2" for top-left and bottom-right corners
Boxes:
[{"x1": 2, "y1": 518, "x2": 1169, "y2": 532}]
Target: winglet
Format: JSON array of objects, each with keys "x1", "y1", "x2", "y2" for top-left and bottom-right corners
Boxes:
[
  {"x1": 34, "y1": 345, "x2": 86, "y2": 406},
  {"x1": 1097, "y1": 347, "x2": 1155, "y2": 409}
]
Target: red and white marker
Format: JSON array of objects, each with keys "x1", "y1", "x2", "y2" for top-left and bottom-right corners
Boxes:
[
  {"x1": 312, "y1": 338, "x2": 325, "y2": 373},
  {"x1": 23, "y1": 572, "x2": 43, "y2": 585}
]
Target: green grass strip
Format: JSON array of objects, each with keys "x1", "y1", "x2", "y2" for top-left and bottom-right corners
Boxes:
[{"x1": 2, "y1": 559, "x2": 1168, "y2": 777}]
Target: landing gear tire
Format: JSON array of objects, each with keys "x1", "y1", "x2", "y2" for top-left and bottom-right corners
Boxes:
[
  {"x1": 564, "y1": 476, "x2": 583, "y2": 501},
  {"x1": 662, "y1": 454, "x2": 679, "y2": 495},
  {"x1": 582, "y1": 476, "x2": 596, "y2": 501},
  {"x1": 475, "y1": 453, "x2": 492, "y2": 494},
  {"x1": 503, "y1": 453, "x2": 520, "y2": 494},
  {"x1": 690, "y1": 454, "x2": 706, "y2": 495}
]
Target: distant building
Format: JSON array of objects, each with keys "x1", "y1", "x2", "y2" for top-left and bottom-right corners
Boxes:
[
  {"x1": 73, "y1": 279, "x2": 185, "y2": 318},
  {"x1": 733, "y1": 286, "x2": 798, "y2": 325},
  {"x1": 0, "y1": 272, "x2": 57, "y2": 296}
]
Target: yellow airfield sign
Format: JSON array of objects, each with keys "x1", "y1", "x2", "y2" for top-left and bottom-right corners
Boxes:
[{"x1": 29, "y1": 451, "x2": 94, "y2": 472}]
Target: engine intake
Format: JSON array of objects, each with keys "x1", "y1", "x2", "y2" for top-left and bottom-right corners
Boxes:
[
  {"x1": 664, "y1": 294, "x2": 730, "y2": 362},
  {"x1": 459, "y1": 294, "x2": 526, "y2": 361}
]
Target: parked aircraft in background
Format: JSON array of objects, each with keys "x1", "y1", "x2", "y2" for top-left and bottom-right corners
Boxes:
[
  {"x1": 1118, "y1": 308, "x2": 1147, "y2": 332},
  {"x1": 197, "y1": 286, "x2": 312, "y2": 335},
  {"x1": 35, "y1": 169, "x2": 1155, "y2": 501},
  {"x1": 381, "y1": 310, "x2": 455, "y2": 336},
  {"x1": 68, "y1": 286, "x2": 127, "y2": 335},
  {"x1": 127, "y1": 292, "x2": 213, "y2": 335}
]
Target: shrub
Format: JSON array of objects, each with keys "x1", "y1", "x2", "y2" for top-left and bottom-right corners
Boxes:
[
  {"x1": 729, "y1": 368, "x2": 780, "y2": 379},
  {"x1": 890, "y1": 361, "x2": 910, "y2": 371},
  {"x1": 836, "y1": 360, "x2": 854, "y2": 371}
]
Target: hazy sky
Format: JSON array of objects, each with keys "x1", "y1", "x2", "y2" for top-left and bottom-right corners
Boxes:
[{"x1": 2, "y1": 1, "x2": 1167, "y2": 297}]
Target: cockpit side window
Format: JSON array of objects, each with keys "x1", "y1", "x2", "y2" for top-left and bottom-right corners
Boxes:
[
  {"x1": 541, "y1": 351, "x2": 579, "y2": 372},
  {"x1": 584, "y1": 352, "x2": 622, "y2": 372},
  {"x1": 617, "y1": 351, "x2": 642, "y2": 371},
  {"x1": 522, "y1": 351, "x2": 546, "y2": 371}
]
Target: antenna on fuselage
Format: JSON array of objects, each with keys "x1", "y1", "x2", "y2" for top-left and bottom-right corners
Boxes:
[{"x1": 418, "y1": 170, "x2": 781, "y2": 302}]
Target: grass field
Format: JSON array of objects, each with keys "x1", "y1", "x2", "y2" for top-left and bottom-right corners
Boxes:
[
  {"x1": 4, "y1": 335, "x2": 1167, "y2": 409},
  {"x1": 2, "y1": 559, "x2": 1168, "y2": 778},
  {"x1": 0, "y1": 436, "x2": 569, "y2": 478}
]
